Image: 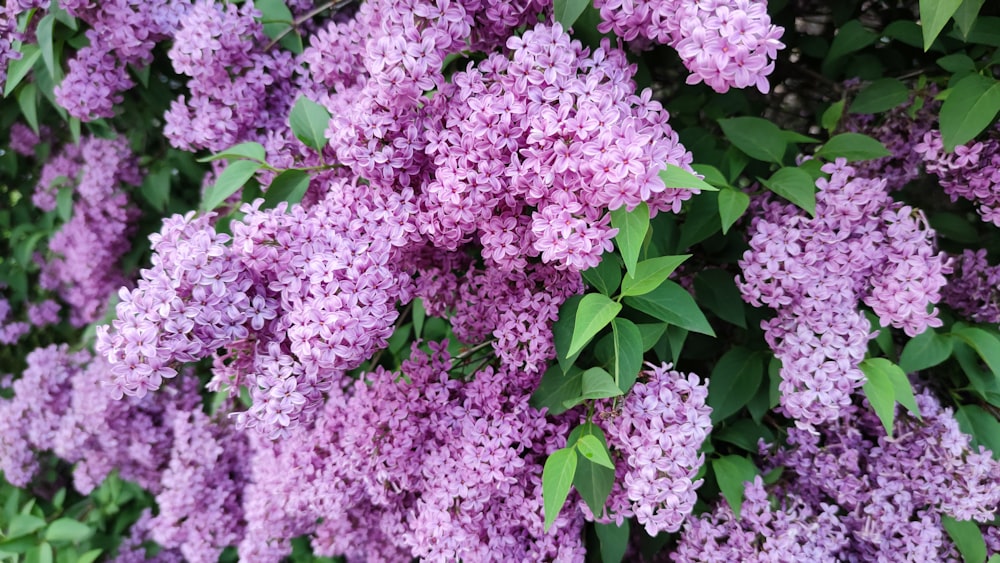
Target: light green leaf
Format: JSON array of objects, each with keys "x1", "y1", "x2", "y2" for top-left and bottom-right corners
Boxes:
[
  {"x1": 620, "y1": 255, "x2": 691, "y2": 297},
  {"x1": 942, "y1": 515, "x2": 987, "y2": 563},
  {"x1": 553, "y1": 0, "x2": 589, "y2": 29},
  {"x1": 76, "y1": 549, "x2": 102, "y2": 563},
  {"x1": 289, "y1": 96, "x2": 332, "y2": 152},
  {"x1": 576, "y1": 434, "x2": 615, "y2": 470},
  {"x1": 625, "y1": 280, "x2": 715, "y2": 337},
  {"x1": 760, "y1": 167, "x2": 816, "y2": 217},
  {"x1": 581, "y1": 367, "x2": 624, "y2": 400},
  {"x1": 849, "y1": 78, "x2": 909, "y2": 114},
  {"x1": 56, "y1": 186, "x2": 73, "y2": 222},
  {"x1": 35, "y1": 15, "x2": 56, "y2": 79},
  {"x1": 611, "y1": 201, "x2": 649, "y2": 276},
  {"x1": 862, "y1": 359, "x2": 898, "y2": 436},
  {"x1": 201, "y1": 160, "x2": 262, "y2": 212},
  {"x1": 920, "y1": 0, "x2": 964, "y2": 50},
  {"x1": 899, "y1": 330, "x2": 952, "y2": 373},
  {"x1": 16, "y1": 82, "x2": 38, "y2": 134},
  {"x1": 821, "y1": 99, "x2": 845, "y2": 133},
  {"x1": 718, "y1": 189, "x2": 750, "y2": 234},
  {"x1": 954, "y1": 0, "x2": 986, "y2": 39},
  {"x1": 6, "y1": 514, "x2": 45, "y2": 538},
  {"x1": 595, "y1": 521, "x2": 629, "y2": 563},
  {"x1": 197, "y1": 141, "x2": 267, "y2": 163},
  {"x1": 263, "y1": 169, "x2": 311, "y2": 209},
  {"x1": 581, "y1": 255, "x2": 622, "y2": 296},
  {"x1": 959, "y1": 404, "x2": 1000, "y2": 458},
  {"x1": 939, "y1": 73, "x2": 1000, "y2": 150},
  {"x1": 568, "y1": 294, "x2": 621, "y2": 357},
  {"x1": 659, "y1": 164, "x2": 718, "y2": 191},
  {"x1": 815, "y1": 133, "x2": 892, "y2": 161},
  {"x1": 709, "y1": 347, "x2": 764, "y2": 422},
  {"x1": 953, "y1": 327, "x2": 1000, "y2": 379},
  {"x1": 4, "y1": 44, "x2": 41, "y2": 97},
  {"x1": 718, "y1": 117, "x2": 788, "y2": 164},
  {"x1": 542, "y1": 447, "x2": 578, "y2": 531},
  {"x1": 612, "y1": 318, "x2": 643, "y2": 392},
  {"x1": 712, "y1": 456, "x2": 759, "y2": 519},
  {"x1": 861, "y1": 358, "x2": 921, "y2": 420},
  {"x1": 44, "y1": 519, "x2": 93, "y2": 543}
]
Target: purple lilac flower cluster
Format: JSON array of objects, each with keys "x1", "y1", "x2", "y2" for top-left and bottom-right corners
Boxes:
[
  {"x1": 738, "y1": 159, "x2": 950, "y2": 427},
  {"x1": 675, "y1": 390, "x2": 1000, "y2": 561},
  {"x1": 0, "y1": 1, "x2": 50, "y2": 85},
  {"x1": 33, "y1": 136, "x2": 142, "y2": 326},
  {"x1": 943, "y1": 249, "x2": 1000, "y2": 323},
  {"x1": 593, "y1": 0, "x2": 785, "y2": 93},
  {"x1": 0, "y1": 297, "x2": 60, "y2": 345},
  {"x1": 239, "y1": 342, "x2": 585, "y2": 562},
  {"x1": 592, "y1": 363, "x2": 712, "y2": 536},
  {"x1": 915, "y1": 130, "x2": 1000, "y2": 226}
]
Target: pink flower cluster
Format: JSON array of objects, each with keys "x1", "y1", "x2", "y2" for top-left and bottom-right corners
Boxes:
[
  {"x1": 593, "y1": 0, "x2": 785, "y2": 93},
  {"x1": 595, "y1": 363, "x2": 713, "y2": 536},
  {"x1": 739, "y1": 160, "x2": 950, "y2": 426}
]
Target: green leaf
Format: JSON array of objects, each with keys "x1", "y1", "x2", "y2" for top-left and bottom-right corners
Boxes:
[
  {"x1": 939, "y1": 73, "x2": 1000, "y2": 150},
  {"x1": 198, "y1": 141, "x2": 267, "y2": 163},
  {"x1": 140, "y1": 166, "x2": 172, "y2": 212},
  {"x1": 554, "y1": 295, "x2": 585, "y2": 372},
  {"x1": 693, "y1": 269, "x2": 747, "y2": 329},
  {"x1": 595, "y1": 521, "x2": 629, "y2": 563},
  {"x1": 289, "y1": 96, "x2": 332, "y2": 152},
  {"x1": 860, "y1": 358, "x2": 921, "y2": 420},
  {"x1": 718, "y1": 117, "x2": 788, "y2": 164},
  {"x1": 815, "y1": 133, "x2": 892, "y2": 161},
  {"x1": 759, "y1": 167, "x2": 816, "y2": 217},
  {"x1": 937, "y1": 53, "x2": 977, "y2": 73},
  {"x1": 954, "y1": 0, "x2": 987, "y2": 39},
  {"x1": 821, "y1": 99, "x2": 845, "y2": 133},
  {"x1": 823, "y1": 20, "x2": 878, "y2": 74},
  {"x1": 573, "y1": 454, "x2": 615, "y2": 517},
  {"x1": 201, "y1": 160, "x2": 262, "y2": 212},
  {"x1": 17, "y1": 82, "x2": 38, "y2": 134},
  {"x1": 861, "y1": 359, "x2": 898, "y2": 436},
  {"x1": 76, "y1": 549, "x2": 102, "y2": 563},
  {"x1": 952, "y1": 327, "x2": 1000, "y2": 379},
  {"x1": 899, "y1": 330, "x2": 953, "y2": 373},
  {"x1": 35, "y1": 15, "x2": 57, "y2": 79},
  {"x1": 942, "y1": 515, "x2": 987, "y2": 563},
  {"x1": 6, "y1": 514, "x2": 45, "y2": 538},
  {"x1": 581, "y1": 367, "x2": 624, "y2": 400},
  {"x1": 542, "y1": 447, "x2": 578, "y2": 531},
  {"x1": 56, "y1": 186, "x2": 73, "y2": 222},
  {"x1": 26, "y1": 542, "x2": 53, "y2": 563},
  {"x1": 531, "y1": 366, "x2": 584, "y2": 416},
  {"x1": 637, "y1": 323, "x2": 667, "y2": 352},
  {"x1": 712, "y1": 456, "x2": 759, "y2": 519},
  {"x1": 552, "y1": 0, "x2": 589, "y2": 29},
  {"x1": 659, "y1": 164, "x2": 718, "y2": 191},
  {"x1": 4, "y1": 44, "x2": 41, "y2": 97},
  {"x1": 611, "y1": 202, "x2": 650, "y2": 276},
  {"x1": 568, "y1": 294, "x2": 621, "y2": 357},
  {"x1": 575, "y1": 435, "x2": 615, "y2": 469},
  {"x1": 690, "y1": 164, "x2": 729, "y2": 188},
  {"x1": 582, "y1": 256, "x2": 622, "y2": 296},
  {"x1": 959, "y1": 404, "x2": 1000, "y2": 458},
  {"x1": 620, "y1": 255, "x2": 691, "y2": 297},
  {"x1": 612, "y1": 318, "x2": 643, "y2": 392},
  {"x1": 257, "y1": 0, "x2": 303, "y2": 53},
  {"x1": 412, "y1": 298, "x2": 425, "y2": 338},
  {"x1": 718, "y1": 189, "x2": 750, "y2": 234},
  {"x1": 709, "y1": 347, "x2": 765, "y2": 422},
  {"x1": 625, "y1": 280, "x2": 715, "y2": 337},
  {"x1": 262, "y1": 169, "x2": 311, "y2": 209},
  {"x1": 44, "y1": 519, "x2": 93, "y2": 543},
  {"x1": 964, "y1": 16, "x2": 1000, "y2": 47},
  {"x1": 920, "y1": 0, "x2": 964, "y2": 50},
  {"x1": 714, "y1": 420, "x2": 775, "y2": 452},
  {"x1": 849, "y1": 78, "x2": 909, "y2": 114}
]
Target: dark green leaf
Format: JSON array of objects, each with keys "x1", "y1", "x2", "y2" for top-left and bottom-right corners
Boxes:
[
  {"x1": 885, "y1": 21, "x2": 925, "y2": 48},
  {"x1": 964, "y1": 16, "x2": 1000, "y2": 47},
  {"x1": 899, "y1": 330, "x2": 952, "y2": 373},
  {"x1": 659, "y1": 164, "x2": 718, "y2": 191},
  {"x1": 574, "y1": 456, "x2": 615, "y2": 517},
  {"x1": 582, "y1": 255, "x2": 622, "y2": 296},
  {"x1": 35, "y1": 15, "x2": 57, "y2": 79},
  {"x1": 712, "y1": 456, "x2": 758, "y2": 519},
  {"x1": 554, "y1": 295, "x2": 585, "y2": 372},
  {"x1": 718, "y1": 189, "x2": 750, "y2": 234},
  {"x1": 543, "y1": 447, "x2": 578, "y2": 531},
  {"x1": 920, "y1": 0, "x2": 964, "y2": 49},
  {"x1": 568, "y1": 294, "x2": 621, "y2": 357},
  {"x1": 930, "y1": 211, "x2": 980, "y2": 243},
  {"x1": 198, "y1": 141, "x2": 267, "y2": 163},
  {"x1": 693, "y1": 269, "x2": 747, "y2": 329},
  {"x1": 531, "y1": 366, "x2": 583, "y2": 416},
  {"x1": 263, "y1": 169, "x2": 310, "y2": 209},
  {"x1": 637, "y1": 323, "x2": 667, "y2": 352},
  {"x1": 289, "y1": 96, "x2": 332, "y2": 152},
  {"x1": 849, "y1": 78, "x2": 909, "y2": 114},
  {"x1": 611, "y1": 202, "x2": 650, "y2": 275},
  {"x1": 942, "y1": 515, "x2": 987, "y2": 563},
  {"x1": 939, "y1": 73, "x2": 1000, "y2": 150},
  {"x1": 709, "y1": 347, "x2": 764, "y2": 422},
  {"x1": 760, "y1": 167, "x2": 816, "y2": 217},
  {"x1": 16, "y1": 83, "x2": 38, "y2": 134},
  {"x1": 714, "y1": 419, "x2": 775, "y2": 452},
  {"x1": 553, "y1": 0, "x2": 589, "y2": 29},
  {"x1": 718, "y1": 117, "x2": 787, "y2": 164},
  {"x1": 4, "y1": 44, "x2": 41, "y2": 97},
  {"x1": 861, "y1": 359, "x2": 897, "y2": 436},
  {"x1": 576, "y1": 434, "x2": 615, "y2": 469},
  {"x1": 201, "y1": 160, "x2": 262, "y2": 212},
  {"x1": 141, "y1": 166, "x2": 172, "y2": 212},
  {"x1": 953, "y1": 327, "x2": 1000, "y2": 379},
  {"x1": 612, "y1": 318, "x2": 643, "y2": 392},
  {"x1": 625, "y1": 281, "x2": 715, "y2": 337},
  {"x1": 595, "y1": 521, "x2": 629, "y2": 563},
  {"x1": 620, "y1": 255, "x2": 691, "y2": 297},
  {"x1": 815, "y1": 133, "x2": 892, "y2": 161},
  {"x1": 676, "y1": 191, "x2": 721, "y2": 250},
  {"x1": 937, "y1": 53, "x2": 977, "y2": 73},
  {"x1": 823, "y1": 20, "x2": 877, "y2": 74},
  {"x1": 581, "y1": 367, "x2": 624, "y2": 400},
  {"x1": 959, "y1": 404, "x2": 1000, "y2": 458}
]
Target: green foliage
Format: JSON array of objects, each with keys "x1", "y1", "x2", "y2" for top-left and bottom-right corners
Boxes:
[{"x1": 288, "y1": 96, "x2": 332, "y2": 152}]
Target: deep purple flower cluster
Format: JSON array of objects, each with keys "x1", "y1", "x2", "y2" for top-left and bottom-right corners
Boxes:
[
  {"x1": 915, "y1": 130, "x2": 1000, "y2": 226},
  {"x1": 739, "y1": 159, "x2": 950, "y2": 426},
  {"x1": 593, "y1": 363, "x2": 712, "y2": 536},
  {"x1": 593, "y1": 0, "x2": 784, "y2": 93},
  {"x1": 943, "y1": 249, "x2": 1000, "y2": 323},
  {"x1": 675, "y1": 389, "x2": 1000, "y2": 561},
  {"x1": 33, "y1": 136, "x2": 142, "y2": 326}
]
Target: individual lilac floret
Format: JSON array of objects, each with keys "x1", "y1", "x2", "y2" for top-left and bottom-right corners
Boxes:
[
  {"x1": 916, "y1": 130, "x2": 1000, "y2": 227},
  {"x1": 943, "y1": 249, "x2": 1000, "y2": 323},
  {"x1": 593, "y1": 0, "x2": 785, "y2": 93},
  {"x1": 593, "y1": 362, "x2": 712, "y2": 536},
  {"x1": 738, "y1": 159, "x2": 950, "y2": 427}
]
